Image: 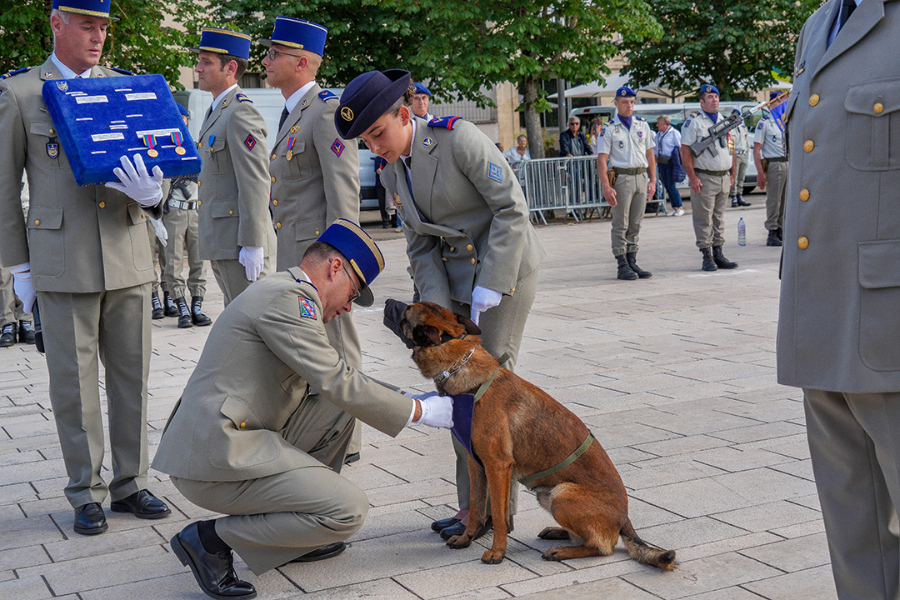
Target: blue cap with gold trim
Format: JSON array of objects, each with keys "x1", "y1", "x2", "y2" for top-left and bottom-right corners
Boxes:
[
  {"x1": 189, "y1": 27, "x2": 252, "y2": 60},
  {"x1": 260, "y1": 17, "x2": 328, "y2": 56},
  {"x1": 413, "y1": 82, "x2": 432, "y2": 97},
  {"x1": 616, "y1": 86, "x2": 636, "y2": 98},
  {"x1": 317, "y1": 219, "x2": 385, "y2": 307},
  {"x1": 335, "y1": 69, "x2": 411, "y2": 140},
  {"x1": 699, "y1": 84, "x2": 720, "y2": 95},
  {"x1": 52, "y1": 0, "x2": 118, "y2": 20}
]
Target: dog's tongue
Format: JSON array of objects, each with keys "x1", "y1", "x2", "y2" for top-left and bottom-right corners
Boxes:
[{"x1": 383, "y1": 299, "x2": 415, "y2": 349}]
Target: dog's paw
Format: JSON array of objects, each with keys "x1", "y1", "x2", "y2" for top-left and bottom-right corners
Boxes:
[
  {"x1": 541, "y1": 548, "x2": 563, "y2": 561},
  {"x1": 447, "y1": 535, "x2": 472, "y2": 549},
  {"x1": 538, "y1": 527, "x2": 570, "y2": 540},
  {"x1": 481, "y1": 549, "x2": 505, "y2": 564}
]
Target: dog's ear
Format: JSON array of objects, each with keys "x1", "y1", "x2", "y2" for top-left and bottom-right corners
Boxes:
[
  {"x1": 456, "y1": 313, "x2": 482, "y2": 336},
  {"x1": 413, "y1": 324, "x2": 443, "y2": 347}
]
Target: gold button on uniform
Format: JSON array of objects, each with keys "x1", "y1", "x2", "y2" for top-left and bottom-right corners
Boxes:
[
  {"x1": 229, "y1": 210, "x2": 234, "y2": 215},
  {"x1": 874, "y1": 103, "x2": 884, "y2": 114},
  {"x1": 141, "y1": 214, "x2": 145, "y2": 219},
  {"x1": 272, "y1": 200, "x2": 278, "y2": 206},
  {"x1": 99, "y1": 201, "x2": 106, "y2": 208},
  {"x1": 798, "y1": 237, "x2": 809, "y2": 249},
  {"x1": 198, "y1": 200, "x2": 202, "y2": 206},
  {"x1": 276, "y1": 222, "x2": 282, "y2": 229},
  {"x1": 799, "y1": 189, "x2": 810, "y2": 201},
  {"x1": 271, "y1": 153, "x2": 277, "y2": 160},
  {"x1": 803, "y1": 140, "x2": 814, "y2": 152},
  {"x1": 240, "y1": 422, "x2": 246, "y2": 429},
  {"x1": 271, "y1": 176, "x2": 276, "y2": 183},
  {"x1": 510, "y1": 288, "x2": 516, "y2": 293},
  {"x1": 315, "y1": 230, "x2": 320, "y2": 236},
  {"x1": 197, "y1": 181, "x2": 202, "y2": 187},
  {"x1": 49, "y1": 128, "x2": 56, "y2": 135},
  {"x1": 466, "y1": 244, "x2": 474, "y2": 251},
  {"x1": 809, "y1": 94, "x2": 819, "y2": 107},
  {"x1": 34, "y1": 219, "x2": 40, "y2": 226},
  {"x1": 470, "y1": 258, "x2": 476, "y2": 265},
  {"x1": 442, "y1": 257, "x2": 448, "y2": 262},
  {"x1": 449, "y1": 246, "x2": 455, "y2": 252}
]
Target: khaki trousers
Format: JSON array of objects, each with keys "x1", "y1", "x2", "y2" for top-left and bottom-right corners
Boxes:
[
  {"x1": 147, "y1": 219, "x2": 167, "y2": 293},
  {"x1": 447, "y1": 268, "x2": 539, "y2": 512},
  {"x1": 0, "y1": 266, "x2": 29, "y2": 326},
  {"x1": 764, "y1": 161, "x2": 788, "y2": 232},
  {"x1": 691, "y1": 172, "x2": 730, "y2": 248},
  {"x1": 804, "y1": 389, "x2": 900, "y2": 600},
  {"x1": 210, "y1": 257, "x2": 272, "y2": 307},
  {"x1": 39, "y1": 285, "x2": 151, "y2": 507},
  {"x1": 162, "y1": 207, "x2": 206, "y2": 300},
  {"x1": 730, "y1": 154, "x2": 749, "y2": 197},
  {"x1": 171, "y1": 392, "x2": 360, "y2": 575},
  {"x1": 609, "y1": 172, "x2": 649, "y2": 256}
]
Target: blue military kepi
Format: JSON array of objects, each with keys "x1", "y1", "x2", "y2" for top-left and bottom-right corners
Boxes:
[
  {"x1": 188, "y1": 27, "x2": 252, "y2": 60},
  {"x1": 52, "y1": 0, "x2": 118, "y2": 20},
  {"x1": 413, "y1": 82, "x2": 432, "y2": 96},
  {"x1": 335, "y1": 69, "x2": 411, "y2": 140},
  {"x1": 616, "y1": 86, "x2": 637, "y2": 98},
  {"x1": 176, "y1": 102, "x2": 189, "y2": 118},
  {"x1": 317, "y1": 219, "x2": 385, "y2": 307},
  {"x1": 699, "y1": 84, "x2": 720, "y2": 95},
  {"x1": 260, "y1": 17, "x2": 328, "y2": 56}
]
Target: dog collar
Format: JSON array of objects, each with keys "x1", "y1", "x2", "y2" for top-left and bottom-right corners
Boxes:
[{"x1": 433, "y1": 348, "x2": 474, "y2": 385}]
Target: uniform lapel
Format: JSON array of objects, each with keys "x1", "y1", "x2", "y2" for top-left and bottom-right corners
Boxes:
[
  {"x1": 816, "y1": 0, "x2": 884, "y2": 76},
  {"x1": 412, "y1": 120, "x2": 439, "y2": 220},
  {"x1": 38, "y1": 58, "x2": 61, "y2": 82},
  {"x1": 389, "y1": 160, "x2": 463, "y2": 239},
  {"x1": 275, "y1": 83, "x2": 320, "y2": 147},
  {"x1": 199, "y1": 87, "x2": 238, "y2": 141}
]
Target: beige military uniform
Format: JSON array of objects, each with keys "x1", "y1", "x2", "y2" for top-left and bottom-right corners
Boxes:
[
  {"x1": 0, "y1": 59, "x2": 158, "y2": 508},
  {"x1": 163, "y1": 178, "x2": 205, "y2": 300},
  {"x1": 596, "y1": 115, "x2": 655, "y2": 256},
  {"x1": 152, "y1": 269, "x2": 413, "y2": 574},
  {"x1": 753, "y1": 115, "x2": 788, "y2": 232},
  {"x1": 0, "y1": 266, "x2": 29, "y2": 327},
  {"x1": 197, "y1": 86, "x2": 276, "y2": 306},
  {"x1": 681, "y1": 110, "x2": 734, "y2": 248},
  {"x1": 730, "y1": 121, "x2": 751, "y2": 197}
]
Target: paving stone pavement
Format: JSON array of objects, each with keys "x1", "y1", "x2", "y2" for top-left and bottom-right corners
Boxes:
[{"x1": 0, "y1": 196, "x2": 837, "y2": 599}]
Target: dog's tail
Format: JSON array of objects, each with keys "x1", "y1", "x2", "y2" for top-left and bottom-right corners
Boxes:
[{"x1": 620, "y1": 519, "x2": 676, "y2": 571}]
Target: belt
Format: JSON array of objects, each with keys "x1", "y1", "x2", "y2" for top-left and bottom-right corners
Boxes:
[
  {"x1": 766, "y1": 156, "x2": 788, "y2": 163},
  {"x1": 695, "y1": 169, "x2": 730, "y2": 176},
  {"x1": 611, "y1": 167, "x2": 648, "y2": 175},
  {"x1": 169, "y1": 200, "x2": 198, "y2": 210}
]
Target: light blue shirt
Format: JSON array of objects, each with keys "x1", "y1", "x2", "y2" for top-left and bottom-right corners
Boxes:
[{"x1": 50, "y1": 52, "x2": 92, "y2": 79}]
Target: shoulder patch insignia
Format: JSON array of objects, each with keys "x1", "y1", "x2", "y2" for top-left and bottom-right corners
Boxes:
[
  {"x1": 110, "y1": 67, "x2": 133, "y2": 76},
  {"x1": 244, "y1": 134, "x2": 256, "y2": 150},
  {"x1": 488, "y1": 162, "x2": 503, "y2": 183},
  {"x1": 331, "y1": 139, "x2": 345, "y2": 157},
  {"x1": 235, "y1": 93, "x2": 252, "y2": 103},
  {"x1": 299, "y1": 297, "x2": 318, "y2": 319},
  {"x1": 690, "y1": 111, "x2": 701, "y2": 118},
  {"x1": 428, "y1": 116, "x2": 460, "y2": 130},
  {"x1": 300, "y1": 98, "x2": 310, "y2": 109},
  {"x1": 318, "y1": 90, "x2": 338, "y2": 102},
  {"x1": 1, "y1": 66, "x2": 31, "y2": 80},
  {"x1": 684, "y1": 119, "x2": 692, "y2": 127}
]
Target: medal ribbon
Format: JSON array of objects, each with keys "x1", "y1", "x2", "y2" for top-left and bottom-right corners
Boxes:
[
  {"x1": 142, "y1": 134, "x2": 158, "y2": 150},
  {"x1": 171, "y1": 131, "x2": 183, "y2": 146},
  {"x1": 286, "y1": 137, "x2": 296, "y2": 151}
]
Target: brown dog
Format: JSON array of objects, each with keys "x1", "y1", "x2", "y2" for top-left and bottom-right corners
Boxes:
[{"x1": 386, "y1": 300, "x2": 675, "y2": 569}]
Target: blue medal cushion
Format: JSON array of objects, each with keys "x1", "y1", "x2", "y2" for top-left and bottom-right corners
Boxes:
[{"x1": 42, "y1": 74, "x2": 201, "y2": 186}]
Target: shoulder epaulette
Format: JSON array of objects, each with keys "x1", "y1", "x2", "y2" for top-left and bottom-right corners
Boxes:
[
  {"x1": 428, "y1": 116, "x2": 460, "y2": 130},
  {"x1": 1, "y1": 67, "x2": 31, "y2": 80},
  {"x1": 318, "y1": 90, "x2": 338, "y2": 102},
  {"x1": 636, "y1": 116, "x2": 645, "y2": 121},
  {"x1": 235, "y1": 93, "x2": 253, "y2": 103},
  {"x1": 689, "y1": 111, "x2": 701, "y2": 118},
  {"x1": 109, "y1": 67, "x2": 133, "y2": 75}
]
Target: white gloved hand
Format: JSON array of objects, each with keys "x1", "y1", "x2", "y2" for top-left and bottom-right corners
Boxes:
[
  {"x1": 470, "y1": 285, "x2": 503, "y2": 326},
  {"x1": 105, "y1": 154, "x2": 164, "y2": 208},
  {"x1": 149, "y1": 217, "x2": 168, "y2": 247},
  {"x1": 416, "y1": 394, "x2": 454, "y2": 429},
  {"x1": 238, "y1": 246, "x2": 264, "y2": 282},
  {"x1": 9, "y1": 262, "x2": 36, "y2": 314}
]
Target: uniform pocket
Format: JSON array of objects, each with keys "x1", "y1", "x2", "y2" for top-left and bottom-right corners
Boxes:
[
  {"x1": 845, "y1": 78, "x2": 900, "y2": 171},
  {"x1": 209, "y1": 136, "x2": 228, "y2": 174},
  {"x1": 209, "y1": 396, "x2": 280, "y2": 470},
  {"x1": 30, "y1": 120, "x2": 64, "y2": 170},
  {"x1": 286, "y1": 139, "x2": 312, "y2": 180},
  {"x1": 858, "y1": 240, "x2": 900, "y2": 371},
  {"x1": 293, "y1": 214, "x2": 325, "y2": 242},
  {"x1": 26, "y1": 206, "x2": 65, "y2": 277}
]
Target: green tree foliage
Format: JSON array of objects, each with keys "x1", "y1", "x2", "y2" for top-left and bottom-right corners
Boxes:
[
  {"x1": 620, "y1": 0, "x2": 820, "y2": 100},
  {"x1": 0, "y1": 0, "x2": 203, "y2": 88}
]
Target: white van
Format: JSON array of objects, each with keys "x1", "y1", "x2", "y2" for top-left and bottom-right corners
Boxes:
[{"x1": 173, "y1": 88, "x2": 380, "y2": 210}]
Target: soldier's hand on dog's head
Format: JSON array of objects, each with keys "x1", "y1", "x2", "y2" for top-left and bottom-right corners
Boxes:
[{"x1": 409, "y1": 394, "x2": 454, "y2": 429}]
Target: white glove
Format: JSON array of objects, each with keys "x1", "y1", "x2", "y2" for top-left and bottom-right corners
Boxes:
[
  {"x1": 470, "y1": 285, "x2": 503, "y2": 325},
  {"x1": 415, "y1": 395, "x2": 454, "y2": 429},
  {"x1": 238, "y1": 246, "x2": 264, "y2": 282},
  {"x1": 9, "y1": 262, "x2": 36, "y2": 314},
  {"x1": 149, "y1": 217, "x2": 168, "y2": 247},
  {"x1": 105, "y1": 154, "x2": 164, "y2": 208}
]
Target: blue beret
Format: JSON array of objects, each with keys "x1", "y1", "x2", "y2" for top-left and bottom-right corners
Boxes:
[
  {"x1": 260, "y1": 17, "x2": 328, "y2": 56},
  {"x1": 317, "y1": 219, "x2": 385, "y2": 307},
  {"x1": 176, "y1": 103, "x2": 190, "y2": 118},
  {"x1": 732, "y1": 107, "x2": 741, "y2": 114},
  {"x1": 616, "y1": 86, "x2": 636, "y2": 98},
  {"x1": 699, "y1": 84, "x2": 720, "y2": 95},
  {"x1": 413, "y1": 82, "x2": 432, "y2": 96},
  {"x1": 52, "y1": 0, "x2": 118, "y2": 20},
  {"x1": 189, "y1": 27, "x2": 252, "y2": 60},
  {"x1": 335, "y1": 69, "x2": 411, "y2": 140}
]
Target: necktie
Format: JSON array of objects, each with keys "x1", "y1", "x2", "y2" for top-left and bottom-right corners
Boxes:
[
  {"x1": 839, "y1": 0, "x2": 856, "y2": 30},
  {"x1": 279, "y1": 107, "x2": 289, "y2": 131}
]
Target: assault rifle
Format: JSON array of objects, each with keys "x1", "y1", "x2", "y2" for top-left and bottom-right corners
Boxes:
[{"x1": 689, "y1": 91, "x2": 790, "y2": 158}]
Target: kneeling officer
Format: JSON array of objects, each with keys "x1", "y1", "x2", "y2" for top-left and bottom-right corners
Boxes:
[{"x1": 153, "y1": 219, "x2": 453, "y2": 599}]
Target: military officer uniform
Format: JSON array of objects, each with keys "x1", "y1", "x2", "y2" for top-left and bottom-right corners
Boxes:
[
  {"x1": 0, "y1": 0, "x2": 169, "y2": 524},
  {"x1": 729, "y1": 110, "x2": 752, "y2": 206},
  {"x1": 162, "y1": 176, "x2": 208, "y2": 322},
  {"x1": 754, "y1": 102, "x2": 788, "y2": 245},
  {"x1": 146, "y1": 213, "x2": 168, "y2": 318},
  {"x1": 0, "y1": 266, "x2": 34, "y2": 346},
  {"x1": 778, "y1": 1, "x2": 900, "y2": 597}
]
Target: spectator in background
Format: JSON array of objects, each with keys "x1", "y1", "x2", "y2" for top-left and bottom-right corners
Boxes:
[
  {"x1": 374, "y1": 156, "x2": 397, "y2": 229},
  {"x1": 560, "y1": 117, "x2": 591, "y2": 157},
  {"x1": 411, "y1": 82, "x2": 434, "y2": 122},
  {"x1": 654, "y1": 115, "x2": 684, "y2": 217},
  {"x1": 504, "y1": 135, "x2": 531, "y2": 164},
  {"x1": 589, "y1": 118, "x2": 603, "y2": 155},
  {"x1": 729, "y1": 108, "x2": 752, "y2": 208}
]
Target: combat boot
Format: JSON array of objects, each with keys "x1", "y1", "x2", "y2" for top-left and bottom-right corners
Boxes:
[
  {"x1": 175, "y1": 297, "x2": 194, "y2": 329},
  {"x1": 713, "y1": 245, "x2": 738, "y2": 269},
  {"x1": 766, "y1": 230, "x2": 783, "y2": 247},
  {"x1": 776, "y1": 227, "x2": 783, "y2": 242},
  {"x1": 616, "y1": 255, "x2": 638, "y2": 280},
  {"x1": 164, "y1": 291, "x2": 179, "y2": 317},
  {"x1": 625, "y1": 252, "x2": 652, "y2": 279},
  {"x1": 151, "y1": 292, "x2": 164, "y2": 320},
  {"x1": 700, "y1": 247, "x2": 717, "y2": 272},
  {"x1": 731, "y1": 196, "x2": 738, "y2": 207},
  {"x1": 18, "y1": 321, "x2": 35, "y2": 345},
  {"x1": 0, "y1": 323, "x2": 16, "y2": 348},
  {"x1": 191, "y1": 297, "x2": 212, "y2": 327},
  {"x1": 736, "y1": 195, "x2": 751, "y2": 207}
]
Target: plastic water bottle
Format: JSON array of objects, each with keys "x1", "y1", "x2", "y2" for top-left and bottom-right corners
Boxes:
[{"x1": 738, "y1": 217, "x2": 746, "y2": 247}]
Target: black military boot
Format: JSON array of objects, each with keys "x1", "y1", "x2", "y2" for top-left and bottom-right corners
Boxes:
[
  {"x1": 164, "y1": 291, "x2": 179, "y2": 317},
  {"x1": 616, "y1": 255, "x2": 638, "y2": 280},
  {"x1": 0, "y1": 323, "x2": 17, "y2": 348},
  {"x1": 713, "y1": 245, "x2": 738, "y2": 269},
  {"x1": 18, "y1": 321, "x2": 35, "y2": 345},
  {"x1": 625, "y1": 252, "x2": 652, "y2": 279},
  {"x1": 176, "y1": 297, "x2": 194, "y2": 329},
  {"x1": 700, "y1": 247, "x2": 717, "y2": 272},
  {"x1": 191, "y1": 297, "x2": 212, "y2": 327},
  {"x1": 151, "y1": 292, "x2": 165, "y2": 320},
  {"x1": 736, "y1": 195, "x2": 751, "y2": 207},
  {"x1": 776, "y1": 227, "x2": 784, "y2": 242},
  {"x1": 731, "y1": 196, "x2": 738, "y2": 207},
  {"x1": 766, "y1": 230, "x2": 783, "y2": 247}
]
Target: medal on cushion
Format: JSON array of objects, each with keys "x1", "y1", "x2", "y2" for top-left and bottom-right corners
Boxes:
[
  {"x1": 142, "y1": 134, "x2": 159, "y2": 158},
  {"x1": 171, "y1": 131, "x2": 186, "y2": 155},
  {"x1": 286, "y1": 136, "x2": 295, "y2": 161}
]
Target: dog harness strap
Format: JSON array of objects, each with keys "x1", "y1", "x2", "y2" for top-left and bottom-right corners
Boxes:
[
  {"x1": 519, "y1": 431, "x2": 595, "y2": 486},
  {"x1": 473, "y1": 368, "x2": 500, "y2": 402},
  {"x1": 496, "y1": 352, "x2": 511, "y2": 366}
]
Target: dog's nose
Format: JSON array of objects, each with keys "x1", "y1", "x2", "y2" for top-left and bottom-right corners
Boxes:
[{"x1": 383, "y1": 299, "x2": 415, "y2": 349}]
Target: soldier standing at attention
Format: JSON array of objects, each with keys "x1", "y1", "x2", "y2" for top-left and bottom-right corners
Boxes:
[
  {"x1": 729, "y1": 108, "x2": 753, "y2": 208},
  {"x1": 0, "y1": 0, "x2": 171, "y2": 535},
  {"x1": 595, "y1": 87, "x2": 657, "y2": 281},
  {"x1": 192, "y1": 27, "x2": 276, "y2": 308},
  {"x1": 754, "y1": 92, "x2": 789, "y2": 247},
  {"x1": 261, "y1": 17, "x2": 365, "y2": 462},
  {"x1": 680, "y1": 84, "x2": 739, "y2": 272}
]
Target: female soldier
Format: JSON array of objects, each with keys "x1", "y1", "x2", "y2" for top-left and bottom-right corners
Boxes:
[{"x1": 335, "y1": 69, "x2": 545, "y2": 539}]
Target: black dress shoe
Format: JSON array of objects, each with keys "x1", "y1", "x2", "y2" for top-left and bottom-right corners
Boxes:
[
  {"x1": 110, "y1": 490, "x2": 171, "y2": 519},
  {"x1": 343, "y1": 452, "x2": 360, "y2": 465},
  {"x1": 440, "y1": 516, "x2": 511, "y2": 541},
  {"x1": 288, "y1": 541, "x2": 346, "y2": 563},
  {"x1": 431, "y1": 517, "x2": 461, "y2": 532},
  {"x1": 171, "y1": 523, "x2": 257, "y2": 600},
  {"x1": 74, "y1": 502, "x2": 108, "y2": 535}
]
